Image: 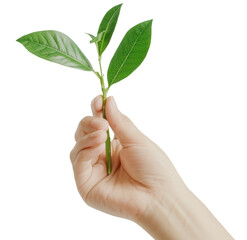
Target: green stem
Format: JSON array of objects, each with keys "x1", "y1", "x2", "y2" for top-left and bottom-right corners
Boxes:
[
  {"x1": 102, "y1": 92, "x2": 112, "y2": 175},
  {"x1": 97, "y1": 56, "x2": 112, "y2": 175}
]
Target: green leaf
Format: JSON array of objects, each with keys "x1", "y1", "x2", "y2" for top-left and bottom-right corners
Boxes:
[
  {"x1": 87, "y1": 31, "x2": 105, "y2": 44},
  {"x1": 17, "y1": 30, "x2": 93, "y2": 71},
  {"x1": 107, "y1": 20, "x2": 153, "y2": 87},
  {"x1": 86, "y1": 33, "x2": 96, "y2": 42},
  {"x1": 97, "y1": 3, "x2": 122, "y2": 56}
]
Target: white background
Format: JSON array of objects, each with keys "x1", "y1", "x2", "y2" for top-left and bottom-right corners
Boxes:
[{"x1": 0, "y1": 0, "x2": 246, "y2": 239}]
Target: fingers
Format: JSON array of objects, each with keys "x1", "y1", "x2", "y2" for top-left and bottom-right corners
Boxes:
[
  {"x1": 70, "y1": 130, "x2": 107, "y2": 164},
  {"x1": 105, "y1": 96, "x2": 147, "y2": 147},
  {"x1": 70, "y1": 95, "x2": 108, "y2": 197},
  {"x1": 70, "y1": 143, "x2": 106, "y2": 198},
  {"x1": 74, "y1": 95, "x2": 107, "y2": 141},
  {"x1": 74, "y1": 116, "x2": 109, "y2": 141},
  {"x1": 91, "y1": 95, "x2": 103, "y2": 117}
]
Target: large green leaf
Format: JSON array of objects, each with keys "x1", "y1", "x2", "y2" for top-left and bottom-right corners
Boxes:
[
  {"x1": 17, "y1": 30, "x2": 93, "y2": 71},
  {"x1": 97, "y1": 4, "x2": 122, "y2": 56},
  {"x1": 107, "y1": 20, "x2": 152, "y2": 87}
]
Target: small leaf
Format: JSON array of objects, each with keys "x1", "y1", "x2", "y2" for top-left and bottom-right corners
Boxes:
[
  {"x1": 86, "y1": 33, "x2": 96, "y2": 42},
  {"x1": 87, "y1": 31, "x2": 105, "y2": 44},
  {"x1": 17, "y1": 30, "x2": 93, "y2": 71},
  {"x1": 97, "y1": 3, "x2": 122, "y2": 56},
  {"x1": 107, "y1": 20, "x2": 152, "y2": 87}
]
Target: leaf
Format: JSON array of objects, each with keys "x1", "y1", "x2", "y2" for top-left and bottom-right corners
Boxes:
[
  {"x1": 17, "y1": 30, "x2": 93, "y2": 71},
  {"x1": 107, "y1": 20, "x2": 152, "y2": 87},
  {"x1": 87, "y1": 31, "x2": 105, "y2": 44},
  {"x1": 97, "y1": 3, "x2": 122, "y2": 56},
  {"x1": 86, "y1": 33, "x2": 96, "y2": 42}
]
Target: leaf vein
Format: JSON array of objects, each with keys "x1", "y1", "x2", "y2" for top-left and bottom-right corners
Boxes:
[
  {"x1": 24, "y1": 39, "x2": 91, "y2": 70},
  {"x1": 109, "y1": 26, "x2": 147, "y2": 85},
  {"x1": 99, "y1": 7, "x2": 119, "y2": 54}
]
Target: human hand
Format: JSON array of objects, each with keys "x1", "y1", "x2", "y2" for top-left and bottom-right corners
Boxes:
[
  {"x1": 70, "y1": 95, "x2": 186, "y2": 222},
  {"x1": 70, "y1": 96, "x2": 234, "y2": 240}
]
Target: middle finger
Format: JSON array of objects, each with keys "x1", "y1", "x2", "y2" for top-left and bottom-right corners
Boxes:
[{"x1": 75, "y1": 116, "x2": 108, "y2": 141}]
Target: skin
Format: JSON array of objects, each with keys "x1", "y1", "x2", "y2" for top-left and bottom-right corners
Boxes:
[{"x1": 70, "y1": 95, "x2": 234, "y2": 240}]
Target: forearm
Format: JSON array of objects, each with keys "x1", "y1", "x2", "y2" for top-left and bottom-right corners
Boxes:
[{"x1": 137, "y1": 187, "x2": 234, "y2": 240}]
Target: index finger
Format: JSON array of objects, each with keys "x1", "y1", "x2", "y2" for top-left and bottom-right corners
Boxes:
[{"x1": 91, "y1": 95, "x2": 103, "y2": 118}]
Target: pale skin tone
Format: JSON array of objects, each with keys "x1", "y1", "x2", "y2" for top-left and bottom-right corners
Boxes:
[{"x1": 70, "y1": 95, "x2": 234, "y2": 240}]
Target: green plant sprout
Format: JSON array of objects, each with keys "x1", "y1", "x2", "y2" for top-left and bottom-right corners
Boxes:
[{"x1": 16, "y1": 4, "x2": 152, "y2": 175}]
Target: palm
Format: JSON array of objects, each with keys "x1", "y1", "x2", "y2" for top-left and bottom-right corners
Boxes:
[{"x1": 74, "y1": 138, "x2": 152, "y2": 220}]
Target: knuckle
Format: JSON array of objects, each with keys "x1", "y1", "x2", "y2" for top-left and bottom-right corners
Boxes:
[
  {"x1": 120, "y1": 113, "x2": 132, "y2": 126},
  {"x1": 110, "y1": 120, "x2": 118, "y2": 130},
  {"x1": 89, "y1": 129, "x2": 107, "y2": 143},
  {"x1": 74, "y1": 128, "x2": 83, "y2": 142},
  {"x1": 80, "y1": 116, "x2": 91, "y2": 126},
  {"x1": 101, "y1": 119, "x2": 109, "y2": 130},
  {"x1": 74, "y1": 131, "x2": 78, "y2": 141},
  {"x1": 75, "y1": 116, "x2": 92, "y2": 141},
  {"x1": 96, "y1": 130, "x2": 107, "y2": 142},
  {"x1": 76, "y1": 150, "x2": 85, "y2": 160},
  {"x1": 69, "y1": 149, "x2": 74, "y2": 163}
]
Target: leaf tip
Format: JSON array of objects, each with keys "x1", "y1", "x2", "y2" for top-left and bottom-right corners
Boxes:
[
  {"x1": 115, "y1": 3, "x2": 123, "y2": 8},
  {"x1": 145, "y1": 19, "x2": 153, "y2": 29},
  {"x1": 116, "y1": 3, "x2": 123, "y2": 12}
]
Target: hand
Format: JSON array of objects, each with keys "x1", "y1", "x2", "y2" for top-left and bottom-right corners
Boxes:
[
  {"x1": 70, "y1": 95, "x2": 186, "y2": 221},
  {"x1": 70, "y1": 95, "x2": 234, "y2": 240}
]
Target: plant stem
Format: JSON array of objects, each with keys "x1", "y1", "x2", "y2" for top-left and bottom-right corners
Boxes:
[{"x1": 97, "y1": 56, "x2": 112, "y2": 175}]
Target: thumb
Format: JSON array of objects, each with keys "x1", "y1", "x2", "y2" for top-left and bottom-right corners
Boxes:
[{"x1": 105, "y1": 96, "x2": 147, "y2": 147}]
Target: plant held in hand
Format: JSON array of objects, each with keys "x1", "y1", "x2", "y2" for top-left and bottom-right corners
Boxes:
[{"x1": 17, "y1": 4, "x2": 152, "y2": 175}]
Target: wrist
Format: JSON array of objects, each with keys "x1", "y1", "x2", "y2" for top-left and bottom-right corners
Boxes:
[
  {"x1": 136, "y1": 186, "x2": 192, "y2": 240},
  {"x1": 136, "y1": 186, "x2": 233, "y2": 240}
]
